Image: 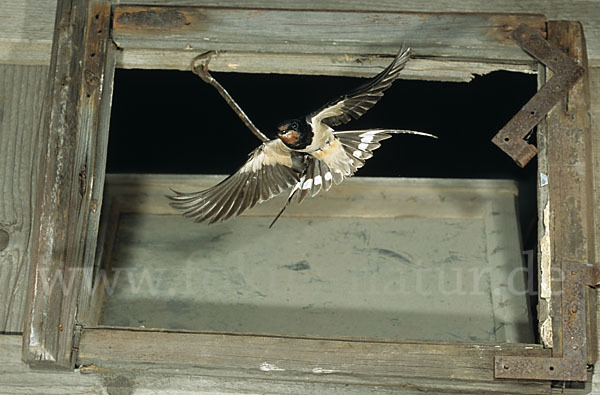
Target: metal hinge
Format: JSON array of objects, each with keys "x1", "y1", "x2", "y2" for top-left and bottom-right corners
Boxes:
[
  {"x1": 491, "y1": 24, "x2": 585, "y2": 167},
  {"x1": 494, "y1": 261, "x2": 598, "y2": 381}
]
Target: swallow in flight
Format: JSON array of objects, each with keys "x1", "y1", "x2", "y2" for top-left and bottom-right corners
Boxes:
[{"x1": 169, "y1": 47, "x2": 436, "y2": 226}]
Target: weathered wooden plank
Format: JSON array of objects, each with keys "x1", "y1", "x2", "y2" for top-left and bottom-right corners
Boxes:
[
  {"x1": 0, "y1": 2, "x2": 57, "y2": 65},
  {"x1": 0, "y1": 66, "x2": 47, "y2": 331},
  {"x1": 78, "y1": 183, "x2": 122, "y2": 327},
  {"x1": 116, "y1": 50, "x2": 537, "y2": 82},
  {"x1": 0, "y1": 333, "x2": 551, "y2": 394},
  {"x1": 78, "y1": 327, "x2": 550, "y2": 392},
  {"x1": 22, "y1": 0, "x2": 115, "y2": 368},
  {"x1": 114, "y1": 0, "x2": 600, "y2": 64},
  {"x1": 112, "y1": 6, "x2": 546, "y2": 63},
  {"x1": 101, "y1": 174, "x2": 519, "y2": 218},
  {"x1": 592, "y1": 67, "x2": 600, "y2": 262},
  {"x1": 591, "y1": 67, "x2": 600, "y2": 367},
  {"x1": 545, "y1": 21, "x2": 595, "y2": 359},
  {"x1": 76, "y1": 38, "x2": 118, "y2": 342},
  {"x1": 4, "y1": 1, "x2": 600, "y2": 66},
  {"x1": 0, "y1": 335, "x2": 105, "y2": 393},
  {"x1": 0, "y1": 65, "x2": 47, "y2": 333}
]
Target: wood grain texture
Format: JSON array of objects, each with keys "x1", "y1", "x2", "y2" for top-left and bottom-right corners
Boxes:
[
  {"x1": 591, "y1": 67, "x2": 600, "y2": 368},
  {"x1": 115, "y1": 0, "x2": 600, "y2": 66},
  {"x1": 0, "y1": 333, "x2": 551, "y2": 393},
  {"x1": 545, "y1": 21, "x2": 595, "y2": 358},
  {"x1": 22, "y1": 0, "x2": 115, "y2": 368},
  {"x1": 0, "y1": 64, "x2": 47, "y2": 333},
  {"x1": 3, "y1": 0, "x2": 600, "y2": 66},
  {"x1": 0, "y1": 335, "x2": 105, "y2": 394},
  {"x1": 112, "y1": 6, "x2": 545, "y2": 63},
  {"x1": 593, "y1": 67, "x2": 600, "y2": 268},
  {"x1": 116, "y1": 50, "x2": 537, "y2": 82},
  {"x1": 101, "y1": 174, "x2": 519, "y2": 218},
  {"x1": 76, "y1": 39, "x2": 118, "y2": 345},
  {"x1": 0, "y1": 2, "x2": 57, "y2": 65},
  {"x1": 78, "y1": 327, "x2": 551, "y2": 393}
]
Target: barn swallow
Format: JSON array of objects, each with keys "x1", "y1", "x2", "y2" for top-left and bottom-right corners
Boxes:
[{"x1": 169, "y1": 47, "x2": 436, "y2": 226}]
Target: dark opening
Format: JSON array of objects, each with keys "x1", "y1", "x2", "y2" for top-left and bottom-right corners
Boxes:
[
  {"x1": 107, "y1": 68, "x2": 537, "y2": 243},
  {"x1": 106, "y1": 68, "x2": 539, "y2": 340}
]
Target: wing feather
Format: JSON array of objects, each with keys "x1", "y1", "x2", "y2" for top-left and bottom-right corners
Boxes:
[
  {"x1": 280, "y1": 129, "x2": 436, "y2": 209},
  {"x1": 211, "y1": 174, "x2": 247, "y2": 223},
  {"x1": 258, "y1": 165, "x2": 270, "y2": 203},
  {"x1": 169, "y1": 46, "x2": 437, "y2": 225},
  {"x1": 309, "y1": 46, "x2": 410, "y2": 127},
  {"x1": 239, "y1": 173, "x2": 258, "y2": 217},
  {"x1": 169, "y1": 139, "x2": 303, "y2": 223},
  {"x1": 297, "y1": 160, "x2": 315, "y2": 203},
  {"x1": 318, "y1": 160, "x2": 333, "y2": 192}
]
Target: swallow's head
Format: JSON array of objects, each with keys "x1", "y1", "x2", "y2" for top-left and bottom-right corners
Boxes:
[{"x1": 276, "y1": 119, "x2": 312, "y2": 149}]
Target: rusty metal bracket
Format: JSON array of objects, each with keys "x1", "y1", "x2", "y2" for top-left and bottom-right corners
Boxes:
[
  {"x1": 491, "y1": 24, "x2": 584, "y2": 167},
  {"x1": 494, "y1": 262, "x2": 598, "y2": 381}
]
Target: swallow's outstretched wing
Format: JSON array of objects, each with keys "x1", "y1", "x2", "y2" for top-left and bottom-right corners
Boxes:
[
  {"x1": 168, "y1": 139, "x2": 305, "y2": 223},
  {"x1": 308, "y1": 47, "x2": 411, "y2": 128},
  {"x1": 292, "y1": 129, "x2": 436, "y2": 204},
  {"x1": 170, "y1": 46, "x2": 434, "y2": 227}
]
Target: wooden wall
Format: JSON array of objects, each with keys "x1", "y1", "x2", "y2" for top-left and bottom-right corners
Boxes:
[
  {"x1": 0, "y1": 65, "x2": 46, "y2": 333},
  {"x1": 2, "y1": 1, "x2": 600, "y2": 66},
  {"x1": 0, "y1": 0, "x2": 599, "y2": 392}
]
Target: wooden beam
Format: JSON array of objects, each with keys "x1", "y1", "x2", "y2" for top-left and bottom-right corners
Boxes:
[
  {"x1": 78, "y1": 327, "x2": 551, "y2": 392},
  {"x1": 0, "y1": 333, "x2": 552, "y2": 393},
  {"x1": 591, "y1": 67, "x2": 600, "y2": 367},
  {"x1": 98, "y1": 174, "x2": 523, "y2": 220},
  {"x1": 544, "y1": 21, "x2": 596, "y2": 360},
  {"x1": 0, "y1": 65, "x2": 47, "y2": 333},
  {"x1": 22, "y1": 0, "x2": 115, "y2": 368},
  {"x1": 112, "y1": 6, "x2": 546, "y2": 63},
  {"x1": 5, "y1": 1, "x2": 600, "y2": 67},
  {"x1": 115, "y1": 50, "x2": 537, "y2": 82}
]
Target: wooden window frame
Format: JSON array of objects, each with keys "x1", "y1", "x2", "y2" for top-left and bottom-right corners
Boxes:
[{"x1": 21, "y1": 0, "x2": 596, "y2": 390}]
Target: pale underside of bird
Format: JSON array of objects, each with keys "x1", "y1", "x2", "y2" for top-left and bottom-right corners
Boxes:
[{"x1": 169, "y1": 47, "x2": 436, "y2": 226}]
